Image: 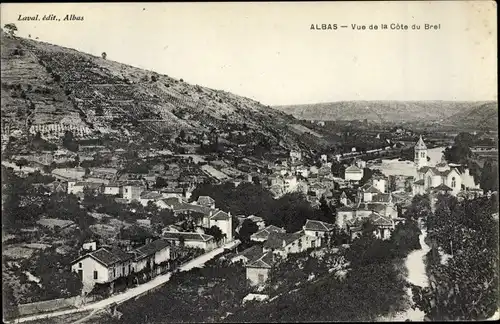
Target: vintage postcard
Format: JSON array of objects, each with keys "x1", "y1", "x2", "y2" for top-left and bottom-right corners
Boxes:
[{"x1": 1, "y1": 1, "x2": 498, "y2": 323}]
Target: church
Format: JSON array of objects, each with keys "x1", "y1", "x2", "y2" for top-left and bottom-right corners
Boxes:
[{"x1": 412, "y1": 136, "x2": 480, "y2": 196}]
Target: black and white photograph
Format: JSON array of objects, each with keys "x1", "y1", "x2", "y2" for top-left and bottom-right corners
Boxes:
[{"x1": 1, "y1": 1, "x2": 498, "y2": 323}]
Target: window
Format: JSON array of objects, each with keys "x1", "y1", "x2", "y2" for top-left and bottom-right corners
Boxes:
[
  {"x1": 421, "y1": 152, "x2": 425, "y2": 158},
  {"x1": 451, "y1": 177, "x2": 456, "y2": 188},
  {"x1": 122, "y1": 266, "x2": 125, "y2": 275},
  {"x1": 258, "y1": 274, "x2": 265, "y2": 284},
  {"x1": 315, "y1": 232, "x2": 319, "y2": 237},
  {"x1": 129, "y1": 264, "x2": 132, "y2": 273},
  {"x1": 79, "y1": 262, "x2": 82, "y2": 268},
  {"x1": 113, "y1": 268, "x2": 116, "y2": 278},
  {"x1": 93, "y1": 271, "x2": 98, "y2": 279},
  {"x1": 427, "y1": 176, "x2": 432, "y2": 186},
  {"x1": 311, "y1": 240, "x2": 316, "y2": 248}
]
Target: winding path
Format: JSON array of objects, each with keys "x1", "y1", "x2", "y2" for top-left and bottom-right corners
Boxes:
[
  {"x1": 379, "y1": 224, "x2": 430, "y2": 322},
  {"x1": 7, "y1": 240, "x2": 240, "y2": 324}
]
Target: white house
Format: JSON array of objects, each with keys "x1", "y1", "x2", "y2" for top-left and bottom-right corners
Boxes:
[
  {"x1": 70, "y1": 246, "x2": 134, "y2": 292},
  {"x1": 344, "y1": 165, "x2": 364, "y2": 182},
  {"x1": 303, "y1": 219, "x2": 336, "y2": 246},
  {"x1": 122, "y1": 185, "x2": 144, "y2": 201},
  {"x1": 208, "y1": 210, "x2": 233, "y2": 242},
  {"x1": 104, "y1": 183, "x2": 121, "y2": 196},
  {"x1": 263, "y1": 230, "x2": 318, "y2": 258},
  {"x1": 162, "y1": 231, "x2": 216, "y2": 251}
]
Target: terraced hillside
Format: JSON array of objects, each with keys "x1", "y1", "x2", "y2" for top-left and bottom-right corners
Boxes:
[
  {"x1": 1, "y1": 31, "x2": 308, "y2": 152},
  {"x1": 275, "y1": 100, "x2": 497, "y2": 126}
]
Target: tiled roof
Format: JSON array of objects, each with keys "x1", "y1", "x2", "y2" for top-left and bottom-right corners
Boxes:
[
  {"x1": 368, "y1": 212, "x2": 393, "y2": 226},
  {"x1": 173, "y1": 203, "x2": 214, "y2": 216},
  {"x1": 73, "y1": 182, "x2": 103, "y2": 189},
  {"x1": 414, "y1": 179, "x2": 425, "y2": 185},
  {"x1": 246, "y1": 251, "x2": 275, "y2": 269},
  {"x1": 140, "y1": 191, "x2": 163, "y2": 199},
  {"x1": 133, "y1": 239, "x2": 171, "y2": 261},
  {"x1": 358, "y1": 203, "x2": 386, "y2": 213},
  {"x1": 345, "y1": 165, "x2": 363, "y2": 173},
  {"x1": 371, "y1": 193, "x2": 391, "y2": 203},
  {"x1": 232, "y1": 245, "x2": 263, "y2": 262},
  {"x1": 432, "y1": 184, "x2": 453, "y2": 191},
  {"x1": 161, "y1": 197, "x2": 183, "y2": 209},
  {"x1": 197, "y1": 196, "x2": 215, "y2": 206},
  {"x1": 72, "y1": 246, "x2": 133, "y2": 267},
  {"x1": 251, "y1": 225, "x2": 286, "y2": 240},
  {"x1": 264, "y1": 230, "x2": 305, "y2": 250},
  {"x1": 363, "y1": 185, "x2": 382, "y2": 194},
  {"x1": 303, "y1": 219, "x2": 335, "y2": 232},
  {"x1": 162, "y1": 231, "x2": 214, "y2": 242},
  {"x1": 211, "y1": 210, "x2": 230, "y2": 221}
]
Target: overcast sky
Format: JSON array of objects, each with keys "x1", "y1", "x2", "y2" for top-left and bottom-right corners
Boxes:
[{"x1": 1, "y1": 1, "x2": 497, "y2": 105}]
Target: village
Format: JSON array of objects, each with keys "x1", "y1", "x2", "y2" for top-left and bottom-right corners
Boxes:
[{"x1": 3, "y1": 128, "x2": 496, "y2": 323}]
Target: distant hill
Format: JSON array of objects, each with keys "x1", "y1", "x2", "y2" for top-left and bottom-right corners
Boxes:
[
  {"x1": 0, "y1": 31, "x2": 312, "y2": 153},
  {"x1": 441, "y1": 101, "x2": 498, "y2": 130},
  {"x1": 274, "y1": 101, "x2": 497, "y2": 126}
]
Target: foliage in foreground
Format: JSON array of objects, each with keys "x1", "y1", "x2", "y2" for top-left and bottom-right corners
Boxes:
[{"x1": 412, "y1": 194, "x2": 499, "y2": 321}]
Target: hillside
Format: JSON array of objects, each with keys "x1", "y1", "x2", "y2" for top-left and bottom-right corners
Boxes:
[
  {"x1": 441, "y1": 101, "x2": 498, "y2": 130},
  {"x1": 275, "y1": 101, "x2": 497, "y2": 126},
  {"x1": 1, "y1": 31, "x2": 311, "y2": 153}
]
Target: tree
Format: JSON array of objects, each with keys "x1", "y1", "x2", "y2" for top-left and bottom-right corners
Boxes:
[
  {"x1": 205, "y1": 225, "x2": 224, "y2": 244},
  {"x1": 155, "y1": 176, "x2": 168, "y2": 188},
  {"x1": 4, "y1": 23, "x2": 17, "y2": 36},
  {"x1": 62, "y1": 131, "x2": 79, "y2": 152},
  {"x1": 102, "y1": 52, "x2": 107, "y2": 59},
  {"x1": 237, "y1": 219, "x2": 259, "y2": 243},
  {"x1": 412, "y1": 195, "x2": 499, "y2": 321},
  {"x1": 15, "y1": 158, "x2": 29, "y2": 170},
  {"x1": 480, "y1": 159, "x2": 499, "y2": 192}
]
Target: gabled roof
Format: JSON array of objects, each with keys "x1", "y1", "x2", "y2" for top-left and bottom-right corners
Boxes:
[
  {"x1": 197, "y1": 196, "x2": 215, "y2": 206},
  {"x1": 162, "y1": 231, "x2": 214, "y2": 242},
  {"x1": 211, "y1": 210, "x2": 230, "y2": 221},
  {"x1": 345, "y1": 165, "x2": 363, "y2": 173},
  {"x1": 340, "y1": 191, "x2": 347, "y2": 198},
  {"x1": 160, "y1": 197, "x2": 183, "y2": 209},
  {"x1": 232, "y1": 245, "x2": 263, "y2": 262},
  {"x1": 264, "y1": 230, "x2": 305, "y2": 250},
  {"x1": 303, "y1": 219, "x2": 335, "y2": 232},
  {"x1": 173, "y1": 203, "x2": 214, "y2": 216},
  {"x1": 368, "y1": 212, "x2": 393, "y2": 226},
  {"x1": 72, "y1": 246, "x2": 133, "y2": 268},
  {"x1": 246, "y1": 251, "x2": 275, "y2": 269},
  {"x1": 251, "y1": 225, "x2": 286, "y2": 240},
  {"x1": 432, "y1": 184, "x2": 453, "y2": 191},
  {"x1": 414, "y1": 179, "x2": 425, "y2": 185},
  {"x1": 133, "y1": 239, "x2": 171, "y2": 261},
  {"x1": 247, "y1": 215, "x2": 264, "y2": 223},
  {"x1": 415, "y1": 136, "x2": 427, "y2": 150},
  {"x1": 363, "y1": 185, "x2": 382, "y2": 194}
]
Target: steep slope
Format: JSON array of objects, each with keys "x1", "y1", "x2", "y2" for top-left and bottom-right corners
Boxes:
[
  {"x1": 1, "y1": 32, "x2": 307, "y2": 152},
  {"x1": 441, "y1": 101, "x2": 498, "y2": 130},
  {"x1": 275, "y1": 100, "x2": 494, "y2": 124}
]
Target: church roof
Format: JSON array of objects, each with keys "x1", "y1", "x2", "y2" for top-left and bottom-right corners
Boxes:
[{"x1": 415, "y1": 136, "x2": 427, "y2": 150}]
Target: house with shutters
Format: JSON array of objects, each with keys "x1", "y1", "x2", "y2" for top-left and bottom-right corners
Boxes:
[
  {"x1": 263, "y1": 230, "x2": 317, "y2": 258},
  {"x1": 303, "y1": 219, "x2": 336, "y2": 246},
  {"x1": 70, "y1": 246, "x2": 134, "y2": 293}
]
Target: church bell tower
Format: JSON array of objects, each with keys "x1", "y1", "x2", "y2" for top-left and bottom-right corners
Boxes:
[{"x1": 414, "y1": 135, "x2": 428, "y2": 168}]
